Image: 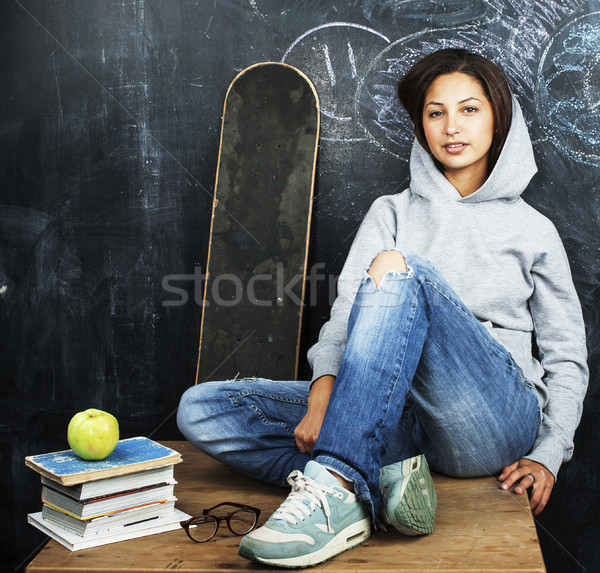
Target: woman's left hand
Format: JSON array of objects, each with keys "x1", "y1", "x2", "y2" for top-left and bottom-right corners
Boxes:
[{"x1": 498, "y1": 459, "x2": 555, "y2": 516}]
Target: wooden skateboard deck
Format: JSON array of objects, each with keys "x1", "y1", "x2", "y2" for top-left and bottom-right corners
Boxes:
[{"x1": 195, "y1": 62, "x2": 320, "y2": 383}]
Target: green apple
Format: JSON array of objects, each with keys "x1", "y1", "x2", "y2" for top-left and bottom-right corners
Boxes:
[{"x1": 67, "y1": 408, "x2": 120, "y2": 460}]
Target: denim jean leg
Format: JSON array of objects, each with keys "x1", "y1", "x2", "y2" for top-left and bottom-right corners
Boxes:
[
  {"x1": 403, "y1": 275, "x2": 541, "y2": 475},
  {"x1": 177, "y1": 378, "x2": 311, "y2": 485},
  {"x1": 312, "y1": 252, "x2": 540, "y2": 520},
  {"x1": 313, "y1": 265, "x2": 430, "y2": 519}
]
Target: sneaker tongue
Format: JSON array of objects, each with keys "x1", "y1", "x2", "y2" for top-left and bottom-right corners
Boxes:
[{"x1": 303, "y1": 461, "x2": 342, "y2": 488}]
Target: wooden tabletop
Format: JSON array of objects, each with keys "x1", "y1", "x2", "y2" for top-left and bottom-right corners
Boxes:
[{"x1": 26, "y1": 440, "x2": 546, "y2": 572}]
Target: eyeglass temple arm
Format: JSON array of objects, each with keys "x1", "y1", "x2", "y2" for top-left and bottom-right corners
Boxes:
[{"x1": 202, "y1": 501, "x2": 260, "y2": 514}]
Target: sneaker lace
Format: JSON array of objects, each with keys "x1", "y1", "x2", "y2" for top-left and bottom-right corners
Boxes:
[{"x1": 272, "y1": 470, "x2": 340, "y2": 533}]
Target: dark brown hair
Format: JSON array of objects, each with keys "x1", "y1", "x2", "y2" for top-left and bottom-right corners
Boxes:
[{"x1": 398, "y1": 48, "x2": 512, "y2": 175}]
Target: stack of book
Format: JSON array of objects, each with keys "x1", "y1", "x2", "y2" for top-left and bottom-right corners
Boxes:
[{"x1": 25, "y1": 437, "x2": 191, "y2": 550}]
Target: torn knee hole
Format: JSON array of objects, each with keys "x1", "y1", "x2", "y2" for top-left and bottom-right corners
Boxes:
[{"x1": 368, "y1": 250, "x2": 408, "y2": 288}]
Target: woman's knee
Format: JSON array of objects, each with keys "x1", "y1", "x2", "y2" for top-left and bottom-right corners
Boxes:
[
  {"x1": 176, "y1": 381, "x2": 225, "y2": 444},
  {"x1": 368, "y1": 250, "x2": 408, "y2": 287}
]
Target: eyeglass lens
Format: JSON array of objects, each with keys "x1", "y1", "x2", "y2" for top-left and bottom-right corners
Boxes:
[
  {"x1": 186, "y1": 515, "x2": 218, "y2": 542},
  {"x1": 228, "y1": 509, "x2": 258, "y2": 535}
]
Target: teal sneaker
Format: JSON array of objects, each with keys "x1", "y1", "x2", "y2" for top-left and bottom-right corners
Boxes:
[
  {"x1": 238, "y1": 461, "x2": 371, "y2": 568},
  {"x1": 379, "y1": 454, "x2": 437, "y2": 536}
]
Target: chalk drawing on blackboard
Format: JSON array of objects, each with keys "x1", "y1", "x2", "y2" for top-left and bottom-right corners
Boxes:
[
  {"x1": 248, "y1": 0, "x2": 267, "y2": 22},
  {"x1": 355, "y1": 25, "x2": 508, "y2": 159},
  {"x1": 536, "y1": 11, "x2": 600, "y2": 167},
  {"x1": 360, "y1": 0, "x2": 496, "y2": 29},
  {"x1": 282, "y1": 23, "x2": 390, "y2": 142}
]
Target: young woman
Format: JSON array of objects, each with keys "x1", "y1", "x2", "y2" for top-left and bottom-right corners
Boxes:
[{"x1": 177, "y1": 49, "x2": 588, "y2": 568}]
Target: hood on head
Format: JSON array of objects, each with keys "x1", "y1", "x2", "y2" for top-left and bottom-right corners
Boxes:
[{"x1": 408, "y1": 96, "x2": 537, "y2": 203}]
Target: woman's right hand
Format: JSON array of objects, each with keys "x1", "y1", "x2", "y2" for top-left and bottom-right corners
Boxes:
[{"x1": 294, "y1": 375, "x2": 335, "y2": 454}]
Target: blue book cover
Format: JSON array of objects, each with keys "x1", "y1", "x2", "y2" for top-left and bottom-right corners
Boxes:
[{"x1": 25, "y1": 437, "x2": 182, "y2": 486}]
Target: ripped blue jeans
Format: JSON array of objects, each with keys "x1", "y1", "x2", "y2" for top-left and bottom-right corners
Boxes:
[{"x1": 177, "y1": 252, "x2": 541, "y2": 520}]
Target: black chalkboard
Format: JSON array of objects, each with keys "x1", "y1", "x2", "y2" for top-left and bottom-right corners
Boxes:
[{"x1": 1, "y1": 1, "x2": 598, "y2": 571}]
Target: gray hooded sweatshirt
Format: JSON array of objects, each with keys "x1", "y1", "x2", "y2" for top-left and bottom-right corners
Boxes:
[{"x1": 307, "y1": 99, "x2": 588, "y2": 479}]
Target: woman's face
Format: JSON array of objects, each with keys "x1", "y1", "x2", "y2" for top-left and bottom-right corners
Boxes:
[{"x1": 422, "y1": 72, "x2": 494, "y2": 194}]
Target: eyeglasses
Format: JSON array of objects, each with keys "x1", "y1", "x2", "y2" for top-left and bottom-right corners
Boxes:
[{"x1": 180, "y1": 502, "x2": 261, "y2": 543}]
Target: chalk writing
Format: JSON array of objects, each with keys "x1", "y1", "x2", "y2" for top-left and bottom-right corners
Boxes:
[
  {"x1": 282, "y1": 23, "x2": 390, "y2": 142},
  {"x1": 360, "y1": 0, "x2": 495, "y2": 28},
  {"x1": 536, "y1": 12, "x2": 600, "y2": 166}
]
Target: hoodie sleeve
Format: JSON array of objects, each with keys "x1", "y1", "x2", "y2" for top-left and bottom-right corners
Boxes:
[
  {"x1": 307, "y1": 196, "x2": 399, "y2": 383},
  {"x1": 524, "y1": 223, "x2": 589, "y2": 478}
]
